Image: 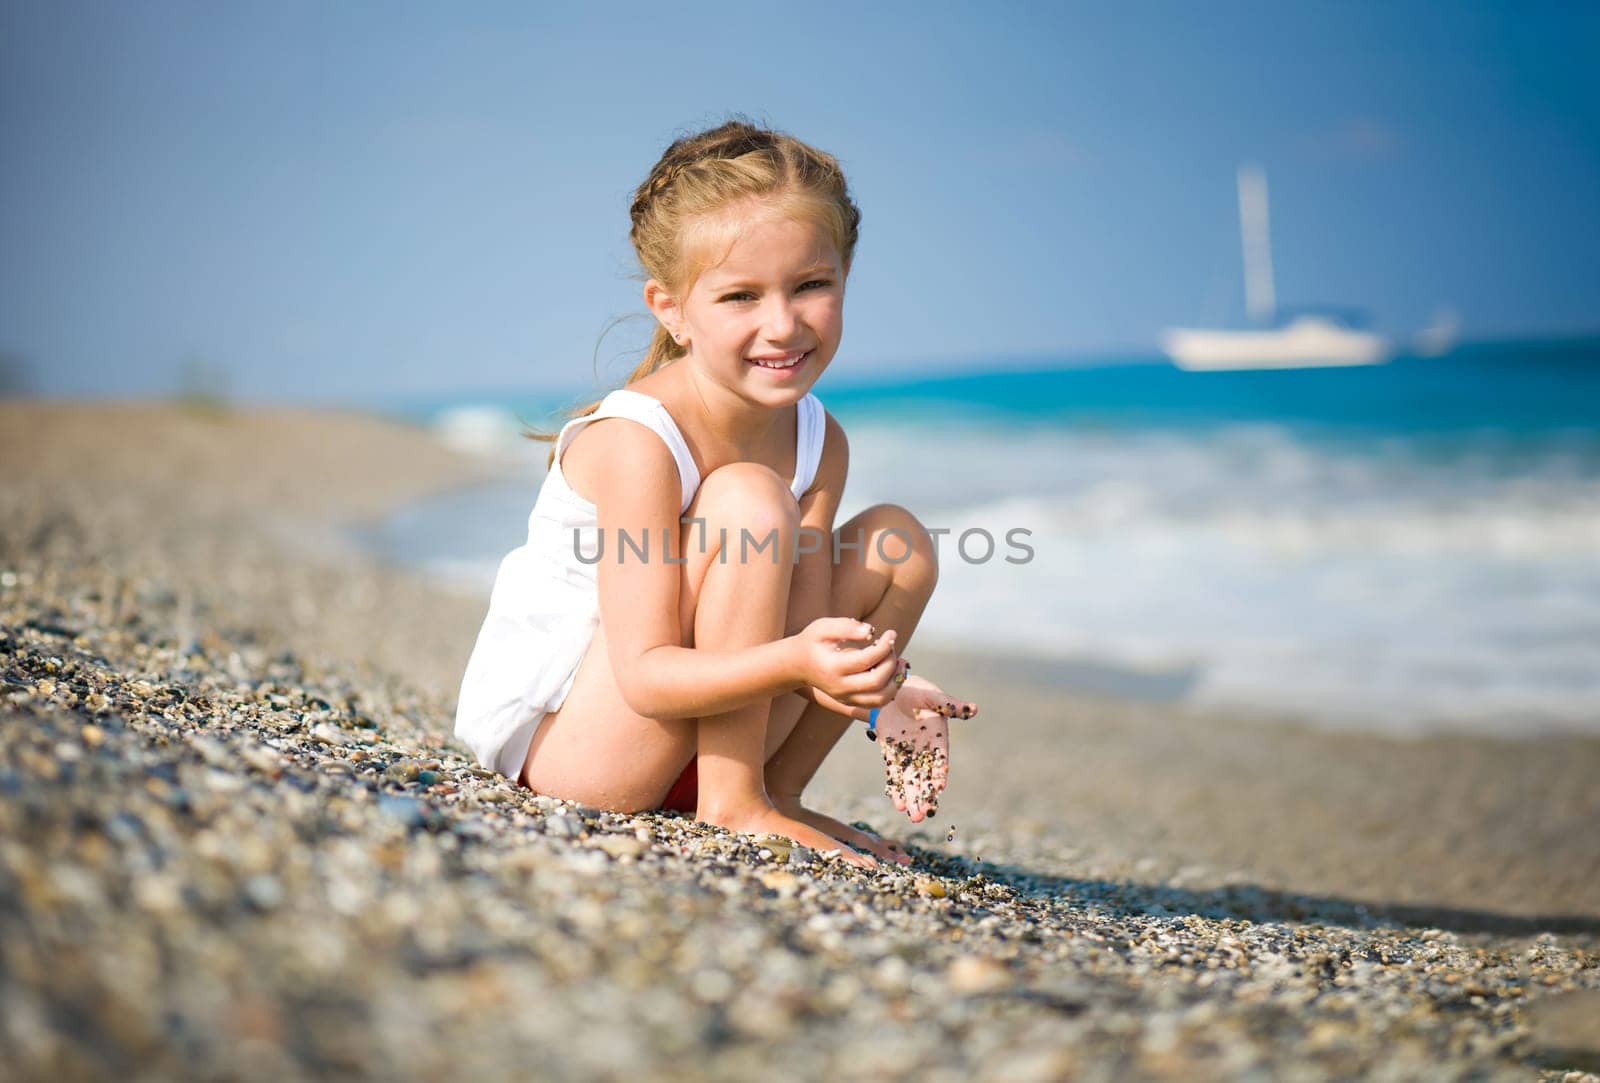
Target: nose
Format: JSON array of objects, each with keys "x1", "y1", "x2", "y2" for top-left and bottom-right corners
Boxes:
[{"x1": 761, "y1": 294, "x2": 800, "y2": 342}]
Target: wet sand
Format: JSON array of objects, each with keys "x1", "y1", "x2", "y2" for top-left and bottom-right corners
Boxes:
[{"x1": 2, "y1": 400, "x2": 1596, "y2": 1080}]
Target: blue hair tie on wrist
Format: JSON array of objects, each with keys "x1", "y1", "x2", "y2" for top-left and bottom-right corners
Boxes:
[{"x1": 866, "y1": 707, "x2": 880, "y2": 741}]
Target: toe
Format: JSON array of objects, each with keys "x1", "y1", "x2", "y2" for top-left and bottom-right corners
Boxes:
[{"x1": 870, "y1": 837, "x2": 911, "y2": 865}]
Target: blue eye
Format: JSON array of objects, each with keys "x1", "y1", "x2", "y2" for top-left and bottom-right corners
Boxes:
[{"x1": 718, "y1": 279, "x2": 831, "y2": 303}]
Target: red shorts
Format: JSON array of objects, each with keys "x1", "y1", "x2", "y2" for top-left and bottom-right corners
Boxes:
[{"x1": 659, "y1": 760, "x2": 698, "y2": 813}]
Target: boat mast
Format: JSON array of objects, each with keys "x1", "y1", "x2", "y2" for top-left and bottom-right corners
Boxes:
[{"x1": 1238, "y1": 164, "x2": 1277, "y2": 326}]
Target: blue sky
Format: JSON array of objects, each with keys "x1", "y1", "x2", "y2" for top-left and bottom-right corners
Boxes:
[{"x1": 2, "y1": 1, "x2": 1596, "y2": 402}]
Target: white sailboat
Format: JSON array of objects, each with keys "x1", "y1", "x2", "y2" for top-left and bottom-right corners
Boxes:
[{"x1": 1162, "y1": 165, "x2": 1392, "y2": 371}]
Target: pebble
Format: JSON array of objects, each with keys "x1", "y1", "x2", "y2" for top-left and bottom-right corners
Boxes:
[
  {"x1": 310, "y1": 722, "x2": 352, "y2": 745},
  {"x1": 945, "y1": 955, "x2": 1014, "y2": 994},
  {"x1": 376, "y1": 795, "x2": 427, "y2": 830},
  {"x1": 242, "y1": 875, "x2": 284, "y2": 912},
  {"x1": 595, "y1": 836, "x2": 648, "y2": 860},
  {"x1": 759, "y1": 870, "x2": 800, "y2": 897},
  {"x1": 753, "y1": 834, "x2": 792, "y2": 863},
  {"x1": 240, "y1": 744, "x2": 284, "y2": 777},
  {"x1": 383, "y1": 760, "x2": 420, "y2": 783}
]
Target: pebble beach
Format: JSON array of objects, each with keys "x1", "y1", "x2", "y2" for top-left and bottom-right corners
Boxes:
[{"x1": 2, "y1": 401, "x2": 1597, "y2": 1081}]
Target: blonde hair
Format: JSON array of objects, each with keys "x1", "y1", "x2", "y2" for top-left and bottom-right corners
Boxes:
[{"x1": 528, "y1": 117, "x2": 862, "y2": 465}]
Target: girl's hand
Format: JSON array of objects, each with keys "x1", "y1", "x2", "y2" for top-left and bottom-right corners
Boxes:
[
  {"x1": 874, "y1": 674, "x2": 978, "y2": 822},
  {"x1": 793, "y1": 618, "x2": 901, "y2": 708}
]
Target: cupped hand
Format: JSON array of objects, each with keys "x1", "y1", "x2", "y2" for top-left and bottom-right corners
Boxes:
[
  {"x1": 794, "y1": 617, "x2": 901, "y2": 708},
  {"x1": 874, "y1": 674, "x2": 978, "y2": 822}
]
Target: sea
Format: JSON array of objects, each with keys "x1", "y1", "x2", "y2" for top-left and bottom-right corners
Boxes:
[{"x1": 362, "y1": 337, "x2": 1600, "y2": 738}]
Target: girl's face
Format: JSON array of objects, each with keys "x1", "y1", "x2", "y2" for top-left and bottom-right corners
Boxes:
[{"x1": 651, "y1": 208, "x2": 846, "y2": 406}]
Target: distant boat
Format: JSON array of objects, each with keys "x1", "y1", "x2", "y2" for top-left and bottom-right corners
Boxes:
[
  {"x1": 1164, "y1": 314, "x2": 1391, "y2": 370},
  {"x1": 1162, "y1": 165, "x2": 1392, "y2": 371}
]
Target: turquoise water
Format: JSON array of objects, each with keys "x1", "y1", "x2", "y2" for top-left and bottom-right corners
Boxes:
[
  {"x1": 367, "y1": 337, "x2": 1600, "y2": 736},
  {"x1": 383, "y1": 337, "x2": 1600, "y2": 438}
]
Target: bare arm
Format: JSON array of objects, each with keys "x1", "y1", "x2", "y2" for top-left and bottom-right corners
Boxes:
[
  {"x1": 581, "y1": 411, "x2": 894, "y2": 721},
  {"x1": 581, "y1": 418, "x2": 811, "y2": 720}
]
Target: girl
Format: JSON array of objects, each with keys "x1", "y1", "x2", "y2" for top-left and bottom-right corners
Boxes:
[{"x1": 455, "y1": 119, "x2": 978, "y2": 868}]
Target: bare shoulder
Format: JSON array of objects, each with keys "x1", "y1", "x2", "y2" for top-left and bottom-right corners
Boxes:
[{"x1": 561, "y1": 415, "x2": 680, "y2": 514}]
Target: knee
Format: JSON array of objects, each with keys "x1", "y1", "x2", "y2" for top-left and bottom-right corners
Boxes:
[
  {"x1": 694, "y1": 463, "x2": 800, "y2": 539},
  {"x1": 860, "y1": 504, "x2": 939, "y2": 594}
]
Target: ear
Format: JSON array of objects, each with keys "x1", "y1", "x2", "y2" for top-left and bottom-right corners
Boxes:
[{"x1": 643, "y1": 279, "x2": 684, "y2": 340}]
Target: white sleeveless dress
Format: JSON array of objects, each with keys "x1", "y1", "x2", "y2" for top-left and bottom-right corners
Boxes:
[{"x1": 454, "y1": 388, "x2": 829, "y2": 777}]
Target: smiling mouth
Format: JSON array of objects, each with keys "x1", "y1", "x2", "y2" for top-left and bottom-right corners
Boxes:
[{"x1": 747, "y1": 350, "x2": 811, "y2": 370}]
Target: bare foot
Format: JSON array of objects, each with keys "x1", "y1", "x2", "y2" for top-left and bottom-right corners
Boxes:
[
  {"x1": 875, "y1": 674, "x2": 979, "y2": 822},
  {"x1": 700, "y1": 803, "x2": 875, "y2": 869},
  {"x1": 781, "y1": 803, "x2": 913, "y2": 866}
]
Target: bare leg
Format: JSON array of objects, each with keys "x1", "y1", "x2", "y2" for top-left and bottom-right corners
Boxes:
[
  {"x1": 763, "y1": 504, "x2": 950, "y2": 861},
  {"x1": 519, "y1": 463, "x2": 872, "y2": 866},
  {"x1": 686, "y1": 469, "x2": 872, "y2": 866}
]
